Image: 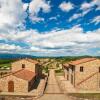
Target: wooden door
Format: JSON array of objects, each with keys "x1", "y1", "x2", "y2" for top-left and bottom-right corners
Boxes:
[
  {"x1": 71, "y1": 75, "x2": 73, "y2": 84},
  {"x1": 8, "y1": 81, "x2": 14, "y2": 92}
]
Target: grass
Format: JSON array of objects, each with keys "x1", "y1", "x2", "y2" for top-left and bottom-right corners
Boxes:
[
  {"x1": 68, "y1": 93, "x2": 100, "y2": 99},
  {"x1": 0, "y1": 63, "x2": 11, "y2": 70},
  {"x1": 0, "y1": 59, "x2": 16, "y2": 70},
  {"x1": 43, "y1": 66, "x2": 49, "y2": 73},
  {"x1": 55, "y1": 69, "x2": 64, "y2": 76}
]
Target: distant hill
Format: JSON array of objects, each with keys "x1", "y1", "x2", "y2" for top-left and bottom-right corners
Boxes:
[
  {"x1": 0, "y1": 53, "x2": 36, "y2": 59},
  {"x1": 0, "y1": 53, "x2": 99, "y2": 59}
]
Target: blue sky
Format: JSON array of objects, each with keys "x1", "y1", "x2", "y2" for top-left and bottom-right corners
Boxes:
[{"x1": 0, "y1": 0, "x2": 100, "y2": 56}]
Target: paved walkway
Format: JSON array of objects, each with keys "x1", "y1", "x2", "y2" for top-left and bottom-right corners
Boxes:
[
  {"x1": 45, "y1": 69, "x2": 61, "y2": 94},
  {"x1": 57, "y1": 76, "x2": 76, "y2": 93},
  {"x1": 38, "y1": 69, "x2": 72, "y2": 100}
]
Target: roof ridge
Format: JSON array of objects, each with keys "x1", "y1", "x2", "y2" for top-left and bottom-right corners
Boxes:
[
  {"x1": 0, "y1": 69, "x2": 24, "y2": 79},
  {"x1": 69, "y1": 57, "x2": 97, "y2": 65}
]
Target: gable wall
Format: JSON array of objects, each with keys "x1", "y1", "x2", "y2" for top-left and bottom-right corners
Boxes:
[
  {"x1": 11, "y1": 59, "x2": 36, "y2": 73},
  {"x1": 0, "y1": 75, "x2": 28, "y2": 93},
  {"x1": 75, "y1": 59, "x2": 100, "y2": 90}
]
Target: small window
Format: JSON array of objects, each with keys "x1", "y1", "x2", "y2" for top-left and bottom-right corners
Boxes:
[
  {"x1": 99, "y1": 67, "x2": 100, "y2": 72},
  {"x1": 22, "y1": 64, "x2": 25, "y2": 69},
  {"x1": 67, "y1": 74, "x2": 69, "y2": 80},
  {"x1": 80, "y1": 66, "x2": 84, "y2": 72}
]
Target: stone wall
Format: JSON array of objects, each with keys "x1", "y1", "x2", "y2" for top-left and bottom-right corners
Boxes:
[
  {"x1": 75, "y1": 59, "x2": 100, "y2": 90},
  {"x1": 0, "y1": 75, "x2": 28, "y2": 93},
  {"x1": 77, "y1": 73, "x2": 100, "y2": 91},
  {"x1": 63, "y1": 59, "x2": 100, "y2": 91},
  {"x1": 11, "y1": 59, "x2": 36, "y2": 72}
]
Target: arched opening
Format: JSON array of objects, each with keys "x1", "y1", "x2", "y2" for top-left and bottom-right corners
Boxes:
[{"x1": 8, "y1": 81, "x2": 14, "y2": 92}]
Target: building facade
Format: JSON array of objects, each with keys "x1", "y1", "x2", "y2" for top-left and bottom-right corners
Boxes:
[
  {"x1": 63, "y1": 58, "x2": 100, "y2": 91},
  {"x1": 0, "y1": 58, "x2": 42, "y2": 93}
]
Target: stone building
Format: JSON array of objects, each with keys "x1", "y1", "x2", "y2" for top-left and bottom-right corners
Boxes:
[
  {"x1": 0, "y1": 58, "x2": 42, "y2": 93},
  {"x1": 63, "y1": 58, "x2": 100, "y2": 91}
]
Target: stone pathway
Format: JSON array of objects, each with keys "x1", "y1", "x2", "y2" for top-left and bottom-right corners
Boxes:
[
  {"x1": 45, "y1": 69, "x2": 61, "y2": 94},
  {"x1": 57, "y1": 76, "x2": 76, "y2": 93},
  {"x1": 38, "y1": 69, "x2": 72, "y2": 100}
]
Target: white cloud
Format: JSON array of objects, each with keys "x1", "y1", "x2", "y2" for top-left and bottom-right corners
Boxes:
[
  {"x1": 81, "y1": 2, "x2": 91, "y2": 10},
  {"x1": 91, "y1": 16, "x2": 100, "y2": 24},
  {"x1": 69, "y1": 8, "x2": 92, "y2": 22},
  {"x1": 0, "y1": 0, "x2": 27, "y2": 32},
  {"x1": 0, "y1": 43, "x2": 22, "y2": 51},
  {"x1": 23, "y1": 3, "x2": 29, "y2": 11},
  {"x1": 29, "y1": 0, "x2": 51, "y2": 23},
  {"x1": 69, "y1": 13, "x2": 82, "y2": 22},
  {"x1": 59, "y1": 2, "x2": 74, "y2": 12},
  {"x1": 30, "y1": 16, "x2": 44, "y2": 23},
  {"x1": 0, "y1": 25, "x2": 100, "y2": 56},
  {"x1": 49, "y1": 17, "x2": 57, "y2": 20},
  {"x1": 69, "y1": 0, "x2": 100, "y2": 22},
  {"x1": 80, "y1": 0, "x2": 100, "y2": 17},
  {"x1": 29, "y1": 0, "x2": 51, "y2": 15},
  {"x1": 81, "y1": 0, "x2": 100, "y2": 11}
]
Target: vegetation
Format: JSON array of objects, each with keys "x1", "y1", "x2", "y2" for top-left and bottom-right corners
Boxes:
[
  {"x1": 0, "y1": 63, "x2": 11, "y2": 70},
  {"x1": 0, "y1": 56, "x2": 99, "y2": 70},
  {"x1": 43, "y1": 66, "x2": 49, "y2": 73},
  {"x1": 0, "y1": 59, "x2": 15, "y2": 64},
  {"x1": 0, "y1": 59, "x2": 16, "y2": 70},
  {"x1": 55, "y1": 69, "x2": 64, "y2": 76}
]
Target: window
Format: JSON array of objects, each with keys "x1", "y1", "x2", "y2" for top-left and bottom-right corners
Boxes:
[
  {"x1": 99, "y1": 67, "x2": 100, "y2": 72},
  {"x1": 67, "y1": 74, "x2": 69, "y2": 80},
  {"x1": 80, "y1": 66, "x2": 84, "y2": 72},
  {"x1": 71, "y1": 75, "x2": 73, "y2": 84},
  {"x1": 72, "y1": 66, "x2": 75, "y2": 72},
  {"x1": 22, "y1": 64, "x2": 25, "y2": 69}
]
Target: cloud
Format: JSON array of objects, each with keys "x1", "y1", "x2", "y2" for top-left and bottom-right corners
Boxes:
[
  {"x1": 49, "y1": 17, "x2": 57, "y2": 20},
  {"x1": 28, "y1": 0, "x2": 51, "y2": 23},
  {"x1": 0, "y1": 25, "x2": 100, "y2": 56},
  {"x1": 69, "y1": 0, "x2": 100, "y2": 22},
  {"x1": 30, "y1": 16, "x2": 44, "y2": 23},
  {"x1": 68, "y1": 9, "x2": 91, "y2": 22},
  {"x1": 29, "y1": 0, "x2": 51, "y2": 15},
  {"x1": 81, "y1": 2, "x2": 91, "y2": 10},
  {"x1": 59, "y1": 2, "x2": 74, "y2": 12},
  {"x1": 91, "y1": 16, "x2": 100, "y2": 25},
  {"x1": 80, "y1": 0, "x2": 100, "y2": 17},
  {"x1": 23, "y1": 3, "x2": 29, "y2": 11},
  {"x1": 0, "y1": 0, "x2": 27, "y2": 33},
  {"x1": 81, "y1": 0, "x2": 100, "y2": 11},
  {"x1": 69, "y1": 13, "x2": 82, "y2": 22},
  {"x1": 0, "y1": 0, "x2": 99, "y2": 56},
  {"x1": 0, "y1": 43, "x2": 22, "y2": 52}
]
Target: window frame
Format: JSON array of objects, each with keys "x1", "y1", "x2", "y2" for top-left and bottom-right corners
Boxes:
[
  {"x1": 22, "y1": 64, "x2": 25, "y2": 69},
  {"x1": 99, "y1": 67, "x2": 100, "y2": 73},
  {"x1": 80, "y1": 66, "x2": 84, "y2": 72}
]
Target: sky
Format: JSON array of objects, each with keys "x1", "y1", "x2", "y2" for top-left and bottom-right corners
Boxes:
[{"x1": 0, "y1": 0, "x2": 100, "y2": 56}]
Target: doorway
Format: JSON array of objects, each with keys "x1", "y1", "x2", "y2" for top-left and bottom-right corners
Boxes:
[{"x1": 8, "y1": 81, "x2": 14, "y2": 92}]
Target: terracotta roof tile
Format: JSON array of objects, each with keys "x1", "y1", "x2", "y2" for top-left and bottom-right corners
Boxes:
[
  {"x1": 13, "y1": 69, "x2": 36, "y2": 81},
  {"x1": 69, "y1": 58, "x2": 97, "y2": 65}
]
